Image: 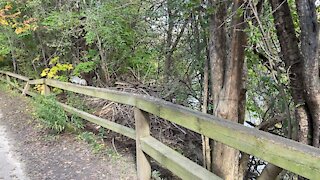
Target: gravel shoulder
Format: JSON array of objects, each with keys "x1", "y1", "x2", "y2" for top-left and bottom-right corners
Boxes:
[{"x1": 0, "y1": 89, "x2": 137, "y2": 180}]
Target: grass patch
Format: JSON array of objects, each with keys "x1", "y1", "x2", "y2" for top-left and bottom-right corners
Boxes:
[
  {"x1": 33, "y1": 95, "x2": 69, "y2": 134},
  {"x1": 78, "y1": 132, "x2": 105, "y2": 153},
  {"x1": 77, "y1": 131, "x2": 121, "y2": 159},
  {"x1": 33, "y1": 95, "x2": 86, "y2": 134},
  {"x1": 0, "y1": 81, "x2": 20, "y2": 95}
]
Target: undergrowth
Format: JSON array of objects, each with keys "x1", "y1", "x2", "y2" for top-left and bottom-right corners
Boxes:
[
  {"x1": 33, "y1": 94, "x2": 118, "y2": 158},
  {"x1": 33, "y1": 95, "x2": 69, "y2": 133},
  {"x1": 0, "y1": 81, "x2": 20, "y2": 96},
  {"x1": 33, "y1": 95, "x2": 85, "y2": 134},
  {"x1": 66, "y1": 91, "x2": 90, "y2": 112},
  {"x1": 0, "y1": 81, "x2": 9, "y2": 91},
  {"x1": 78, "y1": 131, "x2": 121, "y2": 159}
]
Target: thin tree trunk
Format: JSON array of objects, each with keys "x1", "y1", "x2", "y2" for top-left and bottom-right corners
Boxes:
[
  {"x1": 238, "y1": 62, "x2": 248, "y2": 179},
  {"x1": 200, "y1": 37, "x2": 211, "y2": 170},
  {"x1": 96, "y1": 35, "x2": 110, "y2": 84},
  {"x1": 6, "y1": 34, "x2": 17, "y2": 73},
  {"x1": 34, "y1": 31, "x2": 48, "y2": 67},
  {"x1": 196, "y1": 10, "x2": 212, "y2": 170},
  {"x1": 164, "y1": 0, "x2": 174, "y2": 78}
]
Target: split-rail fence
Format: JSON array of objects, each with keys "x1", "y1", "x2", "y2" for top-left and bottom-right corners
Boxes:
[{"x1": 0, "y1": 71, "x2": 319, "y2": 180}]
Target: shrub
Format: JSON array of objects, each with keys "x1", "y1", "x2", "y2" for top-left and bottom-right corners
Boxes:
[
  {"x1": 33, "y1": 95, "x2": 68, "y2": 133},
  {"x1": 72, "y1": 61, "x2": 96, "y2": 77}
]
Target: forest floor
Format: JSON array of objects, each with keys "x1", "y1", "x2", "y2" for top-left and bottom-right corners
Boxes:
[{"x1": 0, "y1": 89, "x2": 137, "y2": 180}]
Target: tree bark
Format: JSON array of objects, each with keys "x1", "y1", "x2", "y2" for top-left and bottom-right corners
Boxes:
[
  {"x1": 209, "y1": 0, "x2": 247, "y2": 179},
  {"x1": 201, "y1": 40, "x2": 211, "y2": 170},
  {"x1": 164, "y1": 0, "x2": 174, "y2": 78},
  {"x1": 258, "y1": 164, "x2": 282, "y2": 180},
  {"x1": 295, "y1": 0, "x2": 320, "y2": 148},
  {"x1": 96, "y1": 35, "x2": 110, "y2": 85},
  {"x1": 6, "y1": 35, "x2": 17, "y2": 73},
  {"x1": 269, "y1": 0, "x2": 311, "y2": 145}
]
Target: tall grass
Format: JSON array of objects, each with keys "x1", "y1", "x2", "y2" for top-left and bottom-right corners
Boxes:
[{"x1": 33, "y1": 95, "x2": 68, "y2": 133}]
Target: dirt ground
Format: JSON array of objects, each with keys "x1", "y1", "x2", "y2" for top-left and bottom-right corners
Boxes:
[{"x1": 0, "y1": 89, "x2": 137, "y2": 180}]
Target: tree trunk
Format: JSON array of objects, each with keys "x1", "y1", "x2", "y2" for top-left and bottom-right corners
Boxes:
[
  {"x1": 258, "y1": 1, "x2": 319, "y2": 179},
  {"x1": 164, "y1": 0, "x2": 174, "y2": 78},
  {"x1": 201, "y1": 37, "x2": 211, "y2": 170},
  {"x1": 6, "y1": 34, "x2": 18, "y2": 73},
  {"x1": 209, "y1": 0, "x2": 247, "y2": 179},
  {"x1": 296, "y1": 0, "x2": 320, "y2": 148},
  {"x1": 96, "y1": 35, "x2": 110, "y2": 84},
  {"x1": 269, "y1": 0, "x2": 311, "y2": 145},
  {"x1": 258, "y1": 164, "x2": 282, "y2": 180}
]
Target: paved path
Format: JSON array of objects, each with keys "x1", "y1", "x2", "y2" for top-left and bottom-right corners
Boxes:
[{"x1": 0, "y1": 111, "x2": 27, "y2": 180}]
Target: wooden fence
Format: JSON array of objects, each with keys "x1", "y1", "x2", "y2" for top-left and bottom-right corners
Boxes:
[{"x1": 0, "y1": 70, "x2": 319, "y2": 180}]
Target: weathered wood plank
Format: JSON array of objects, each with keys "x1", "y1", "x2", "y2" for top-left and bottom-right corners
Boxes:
[
  {"x1": 135, "y1": 98, "x2": 320, "y2": 179},
  {"x1": 25, "y1": 90, "x2": 37, "y2": 97},
  {"x1": 6, "y1": 74, "x2": 10, "y2": 83},
  {"x1": 22, "y1": 82, "x2": 30, "y2": 95},
  {"x1": 58, "y1": 102, "x2": 136, "y2": 139},
  {"x1": 5, "y1": 72, "x2": 29, "y2": 81},
  {"x1": 140, "y1": 136, "x2": 221, "y2": 180},
  {"x1": 29, "y1": 79, "x2": 45, "y2": 85},
  {"x1": 134, "y1": 108, "x2": 151, "y2": 180},
  {"x1": 45, "y1": 79, "x2": 137, "y2": 106}
]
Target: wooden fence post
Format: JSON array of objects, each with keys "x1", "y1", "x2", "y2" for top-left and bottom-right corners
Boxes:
[
  {"x1": 6, "y1": 74, "x2": 10, "y2": 83},
  {"x1": 43, "y1": 79, "x2": 50, "y2": 95},
  {"x1": 134, "y1": 108, "x2": 151, "y2": 180},
  {"x1": 22, "y1": 81, "x2": 30, "y2": 95}
]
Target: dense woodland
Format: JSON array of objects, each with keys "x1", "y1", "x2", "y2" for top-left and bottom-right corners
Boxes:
[{"x1": 0, "y1": 0, "x2": 319, "y2": 179}]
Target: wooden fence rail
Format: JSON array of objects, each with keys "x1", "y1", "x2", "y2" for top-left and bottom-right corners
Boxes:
[{"x1": 0, "y1": 70, "x2": 319, "y2": 180}]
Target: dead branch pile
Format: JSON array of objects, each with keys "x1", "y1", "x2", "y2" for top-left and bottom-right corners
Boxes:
[{"x1": 82, "y1": 82, "x2": 203, "y2": 164}]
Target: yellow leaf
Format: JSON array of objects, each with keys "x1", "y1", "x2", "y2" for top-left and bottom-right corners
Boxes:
[
  {"x1": 5, "y1": 4, "x2": 12, "y2": 10},
  {"x1": 34, "y1": 85, "x2": 45, "y2": 94},
  {"x1": 11, "y1": 23, "x2": 17, "y2": 28},
  {"x1": 56, "y1": 63, "x2": 63, "y2": 69},
  {"x1": 50, "y1": 66, "x2": 58, "y2": 74},
  {"x1": 40, "y1": 68, "x2": 49, "y2": 77},
  {"x1": 67, "y1": 64, "x2": 73, "y2": 70},
  {"x1": 15, "y1": 27, "x2": 23, "y2": 34},
  {"x1": 47, "y1": 72, "x2": 55, "y2": 78},
  {"x1": 49, "y1": 56, "x2": 59, "y2": 65},
  {"x1": 0, "y1": 18, "x2": 8, "y2": 26},
  {"x1": 40, "y1": 71, "x2": 47, "y2": 77}
]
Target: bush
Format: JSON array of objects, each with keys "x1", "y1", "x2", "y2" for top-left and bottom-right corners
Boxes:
[
  {"x1": 33, "y1": 95, "x2": 68, "y2": 133},
  {"x1": 72, "y1": 61, "x2": 96, "y2": 77}
]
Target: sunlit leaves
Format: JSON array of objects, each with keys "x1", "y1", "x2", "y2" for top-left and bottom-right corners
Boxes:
[
  {"x1": 0, "y1": 17, "x2": 8, "y2": 25},
  {"x1": 0, "y1": 3, "x2": 37, "y2": 35},
  {"x1": 40, "y1": 56, "x2": 73, "y2": 80}
]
